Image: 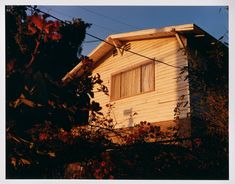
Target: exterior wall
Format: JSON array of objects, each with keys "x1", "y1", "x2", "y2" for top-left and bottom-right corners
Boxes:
[{"x1": 92, "y1": 36, "x2": 190, "y2": 130}]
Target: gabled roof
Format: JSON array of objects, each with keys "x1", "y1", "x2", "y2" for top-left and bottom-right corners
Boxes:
[{"x1": 62, "y1": 23, "x2": 206, "y2": 82}]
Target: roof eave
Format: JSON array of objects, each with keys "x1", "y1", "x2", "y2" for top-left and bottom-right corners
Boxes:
[{"x1": 89, "y1": 24, "x2": 197, "y2": 62}]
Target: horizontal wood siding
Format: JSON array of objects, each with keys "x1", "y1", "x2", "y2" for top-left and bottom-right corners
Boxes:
[{"x1": 92, "y1": 36, "x2": 190, "y2": 129}]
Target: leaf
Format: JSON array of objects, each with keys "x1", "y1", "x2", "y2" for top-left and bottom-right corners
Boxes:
[
  {"x1": 224, "y1": 42, "x2": 228, "y2": 46},
  {"x1": 91, "y1": 101, "x2": 102, "y2": 111},
  {"x1": 39, "y1": 133, "x2": 48, "y2": 141},
  {"x1": 36, "y1": 150, "x2": 44, "y2": 155},
  {"x1": 96, "y1": 111, "x2": 103, "y2": 115},
  {"x1": 53, "y1": 20, "x2": 60, "y2": 28},
  {"x1": 184, "y1": 75, "x2": 189, "y2": 81},
  {"x1": 218, "y1": 36, "x2": 224, "y2": 41},
  {"x1": 48, "y1": 151, "x2": 56, "y2": 157},
  {"x1": 89, "y1": 92, "x2": 94, "y2": 98},
  {"x1": 11, "y1": 157, "x2": 17, "y2": 168},
  {"x1": 50, "y1": 33, "x2": 61, "y2": 41},
  {"x1": 43, "y1": 35, "x2": 48, "y2": 43},
  {"x1": 7, "y1": 59, "x2": 16, "y2": 74},
  {"x1": 183, "y1": 101, "x2": 189, "y2": 107},
  {"x1": 20, "y1": 158, "x2": 31, "y2": 165},
  {"x1": 13, "y1": 98, "x2": 22, "y2": 108},
  {"x1": 28, "y1": 24, "x2": 37, "y2": 34},
  {"x1": 31, "y1": 14, "x2": 44, "y2": 30},
  {"x1": 180, "y1": 95, "x2": 185, "y2": 100},
  {"x1": 21, "y1": 98, "x2": 36, "y2": 107},
  {"x1": 44, "y1": 21, "x2": 54, "y2": 34},
  {"x1": 179, "y1": 70, "x2": 185, "y2": 75},
  {"x1": 29, "y1": 143, "x2": 34, "y2": 149}
]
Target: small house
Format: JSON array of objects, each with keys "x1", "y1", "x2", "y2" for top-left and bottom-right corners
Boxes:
[{"x1": 63, "y1": 24, "x2": 228, "y2": 141}]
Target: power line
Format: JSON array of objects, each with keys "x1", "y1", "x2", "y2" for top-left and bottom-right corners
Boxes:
[
  {"x1": 84, "y1": 40, "x2": 100, "y2": 43},
  {"x1": 39, "y1": 6, "x2": 118, "y2": 33},
  {"x1": 88, "y1": 23, "x2": 118, "y2": 33},
  {"x1": 26, "y1": 6, "x2": 180, "y2": 69},
  {"x1": 85, "y1": 33, "x2": 180, "y2": 69},
  {"x1": 78, "y1": 6, "x2": 140, "y2": 30}
]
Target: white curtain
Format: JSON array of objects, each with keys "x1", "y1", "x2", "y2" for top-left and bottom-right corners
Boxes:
[
  {"x1": 111, "y1": 62, "x2": 154, "y2": 100},
  {"x1": 141, "y1": 63, "x2": 154, "y2": 92},
  {"x1": 111, "y1": 74, "x2": 121, "y2": 100},
  {"x1": 121, "y1": 67, "x2": 141, "y2": 98}
]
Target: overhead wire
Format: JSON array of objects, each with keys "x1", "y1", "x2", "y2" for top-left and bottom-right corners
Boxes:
[
  {"x1": 39, "y1": 6, "x2": 118, "y2": 33},
  {"x1": 78, "y1": 6, "x2": 140, "y2": 30},
  {"x1": 84, "y1": 40, "x2": 100, "y2": 43},
  {"x1": 27, "y1": 6, "x2": 180, "y2": 69},
  {"x1": 85, "y1": 33, "x2": 180, "y2": 69}
]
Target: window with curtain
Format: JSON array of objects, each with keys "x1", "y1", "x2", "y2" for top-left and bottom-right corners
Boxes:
[{"x1": 111, "y1": 61, "x2": 155, "y2": 100}]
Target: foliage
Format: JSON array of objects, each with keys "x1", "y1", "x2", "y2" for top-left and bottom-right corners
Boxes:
[
  {"x1": 173, "y1": 29, "x2": 229, "y2": 179},
  {"x1": 187, "y1": 35, "x2": 228, "y2": 139},
  {"x1": 6, "y1": 6, "x2": 228, "y2": 179},
  {"x1": 6, "y1": 5, "x2": 109, "y2": 178},
  {"x1": 62, "y1": 141, "x2": 228, "y2": 179}
]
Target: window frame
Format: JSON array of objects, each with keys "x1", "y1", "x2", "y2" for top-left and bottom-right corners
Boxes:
[{"x1": 110, "y1": 60, "x2": 155, "y2": 101}]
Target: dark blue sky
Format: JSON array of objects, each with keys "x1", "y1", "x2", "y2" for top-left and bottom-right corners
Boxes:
[{"x1": 39, "y1": 6, "x2": 228, "y2": 56}]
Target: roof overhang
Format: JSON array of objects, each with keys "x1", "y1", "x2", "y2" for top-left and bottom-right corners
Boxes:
[{"x1": 62, "y1": 24, "x2": 205, "y2": 82}]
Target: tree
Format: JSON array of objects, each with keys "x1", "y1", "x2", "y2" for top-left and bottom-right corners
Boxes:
[{"x1": 6, "y1": 6, "x2": 109, "y2": 178}]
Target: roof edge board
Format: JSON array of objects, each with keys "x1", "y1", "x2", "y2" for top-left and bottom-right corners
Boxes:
[
  {"x1": 88, "y1": 24, "x2": 195, "y2": 58},
  {"x1": 110, "y1": 24, "x2": 194, "y2": 40},
  {"x1": 88, "y1": 36, "x2": 113, "y2": 58}
]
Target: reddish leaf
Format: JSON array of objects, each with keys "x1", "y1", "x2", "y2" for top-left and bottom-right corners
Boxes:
[
  {"x1": 11, "y1": 157, "x2": 17, "y2": 168},
  {"x1": 50, "y1": 33, "x2": 61, "y2": 41},
  {"x1": 43, "y1": 36, "x2": 48, "y2": 43},
  {"x1": 194, "y1": 138, "x2": 202, "y2": 146},
  {"x1": 58, "y1": 130, "x2": 69, "y2": 142},
  {"x1": 48, "y1": 151, "x2": 56, "y2": 157},
  {"x1": 103, "y1": 168, "x2": 108, "y2": 174},
  {"x1": 100, "y1": 161, "x2": 106, "y2": 167},
  {"x1": 44, "y1": 20, "x2": 54, "y2": 34},
  {"x1": 53, "y1": 20, "x2": 60, "y2": 28},
  {"x1": 39, "y1": 133, "x2": 48, "y2": 141},
  {"x1": 31, "y1": 14, "x2": 44, "y2": 30},
  {"x1": 109, "y1": 175, "x2": 114, "y2": 179},
  {"x1": 7, "y1": 59, "x2": 16, "y2": 74},
  {"x1": 95, "y1": 168, "x2": 100, "y2": 174},
  {"x1": 48, "y1": 100, "x2": 54, "y2": 105},
  {"x1": 27, "y1": 24, "x2": 37, "y2": 34},
  {"x1": 19, "y1": 158, "x2": 31, "y2": 165}
]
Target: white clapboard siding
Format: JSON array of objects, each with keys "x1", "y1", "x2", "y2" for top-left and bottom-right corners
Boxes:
[{"x1": 92, "y1": 36, "x2": 190, "y2": 128}]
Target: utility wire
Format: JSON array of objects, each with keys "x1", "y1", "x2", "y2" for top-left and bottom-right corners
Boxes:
[
  {"x1": 84, "y1": 40, "x2": 100, "y2": 43},
  {"x1": 40, "y1": 6, "x2": 118, "y2": 33},
  {"x1": 85, "y1": 33, "x2": 180, "y2": 69},
  {"x1": 27, "y1": 6, "x2": 180, "y2": 69},
  {"x1": 78, "y1": 6, "x2": 140, "y2": 30}
]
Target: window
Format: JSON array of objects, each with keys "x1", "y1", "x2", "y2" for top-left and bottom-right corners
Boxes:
[{"x1": 111, "y1": 61, "x2": 155, "y2": 100}]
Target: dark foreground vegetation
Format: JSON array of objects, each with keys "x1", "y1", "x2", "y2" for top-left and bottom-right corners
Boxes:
[{"x1": 7, "y1": 137, "x2": 228, "y2": 179}]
